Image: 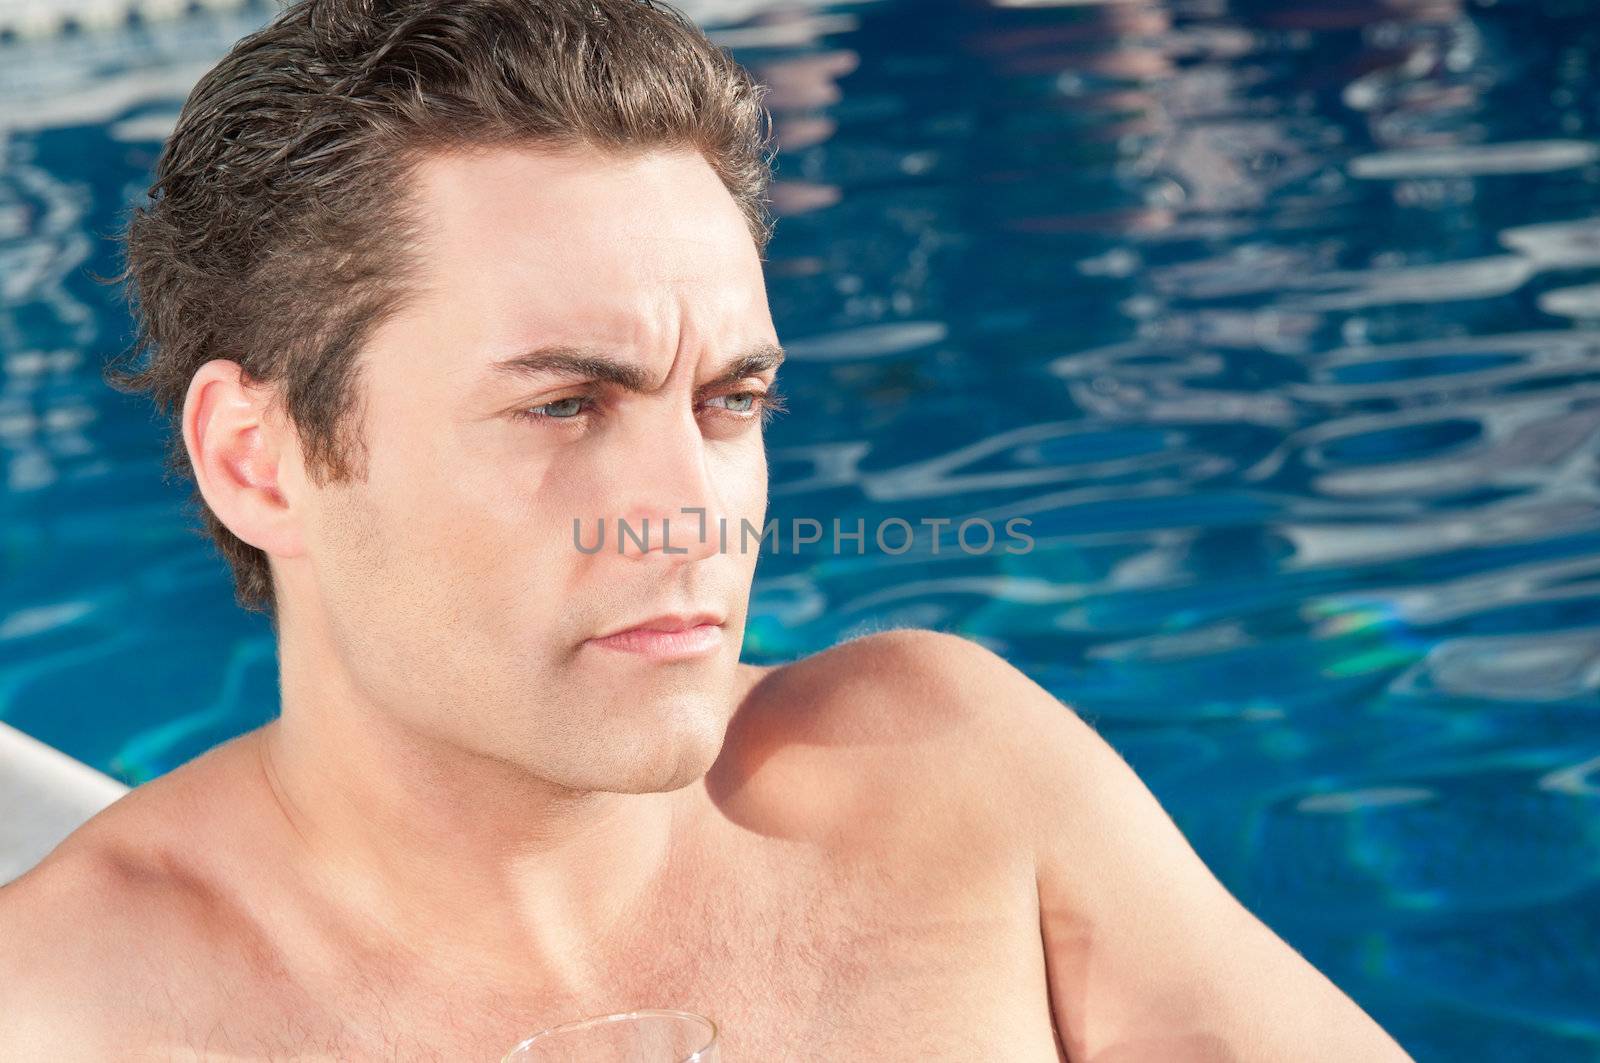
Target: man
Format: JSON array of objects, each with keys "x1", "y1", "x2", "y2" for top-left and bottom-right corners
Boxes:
[{"x1": 0, "y1": 1, "x2": 1414, "y2": 1059}]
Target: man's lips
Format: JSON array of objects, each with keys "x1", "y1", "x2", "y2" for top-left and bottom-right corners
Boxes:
[{"x1": 585, "y1": 612, "x2": 725, "y2": 660}]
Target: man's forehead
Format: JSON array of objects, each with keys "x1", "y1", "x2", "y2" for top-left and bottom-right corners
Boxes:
[
  {"x1": 384, "y1": 145, "x2": 771, "y2": 389},
  {"x1": 463, "y1": 270, "x2": 776, "y2": 374},
  {"x1": 405, "y1": 144, "x2": 749, "y2": 255},
  {"x1": 401, "y1": 145, "x2": 763, "y2": 313}
]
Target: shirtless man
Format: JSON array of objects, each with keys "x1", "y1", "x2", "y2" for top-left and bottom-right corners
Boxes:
[{"x1": 0, "y1": 1, "x2": 1414, "y2": 1059}]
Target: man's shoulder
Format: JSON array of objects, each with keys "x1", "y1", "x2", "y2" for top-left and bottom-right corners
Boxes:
[
  {"x1": 719, "y1": 628, "x2": 1052, "y2": 857},
  {"x1": 742, "y1": 626, "x2": 1028, "y2": 725},
  {"x1": 739, "y1": 626, "x2": 1061, "y2": 760},
  {"x1": 0, "y1": 740, "x2": 277, "y2": 1053},
  {"x1": 0, "y1": 833, "x2": 171, "y2": 1052},
  {"x1": 5, "y1": 731, "x2": 255, "y2": 897}
]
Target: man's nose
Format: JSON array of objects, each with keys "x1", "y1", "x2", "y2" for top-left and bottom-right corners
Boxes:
[{"x1": 611, "y1": 416, "x2": 727, "y2": 563}]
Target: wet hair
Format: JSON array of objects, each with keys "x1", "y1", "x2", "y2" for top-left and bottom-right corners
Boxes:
[{"x1": 104, "y1": 0, "x2": 776, "y2": 620}]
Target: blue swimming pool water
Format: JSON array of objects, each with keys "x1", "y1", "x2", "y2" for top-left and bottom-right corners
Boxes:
[{"x1": 2, "y1": 0, "x2": 1598, "y2": 1057}]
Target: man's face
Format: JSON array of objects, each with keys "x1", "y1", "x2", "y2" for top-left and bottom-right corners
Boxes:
[{"x1": 287, "y1": 145, "x2": 779, "y2": 794}]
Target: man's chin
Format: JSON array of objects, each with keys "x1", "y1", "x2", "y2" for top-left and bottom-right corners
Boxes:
[
  {"x1": 547, "y1": 721, "x2": 727, "y2": 795},
  {"x1": 518, "y1": 683, "x2": 735, "y2": 794}
]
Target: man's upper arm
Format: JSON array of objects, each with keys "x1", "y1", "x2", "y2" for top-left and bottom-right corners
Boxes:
[
  {"x1": 0, "y1": 855, "x2": 120, "y2": 1058},
  {"x1": 894, "y1": 629, "x2": 1414, "y2": 1063}
]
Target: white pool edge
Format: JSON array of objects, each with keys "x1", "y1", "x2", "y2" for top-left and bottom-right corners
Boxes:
[{"x1": 0, "y1": 722, "x2": 129, "y2": 885}]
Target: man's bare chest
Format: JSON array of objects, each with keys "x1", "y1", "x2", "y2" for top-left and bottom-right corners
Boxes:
[
  {"x1": 127, "y1": 844, "x2": 1065, "y2": 1061},
  {"x1": 617, "y1": 850, "x2": 1064, "y2": 1061},
  {"x1": 393, "y1": 883, "x2": 1059, "y2": 1059}
]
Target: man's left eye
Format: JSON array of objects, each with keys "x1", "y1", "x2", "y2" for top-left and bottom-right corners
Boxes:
[
  {"x1": 536, "y1": 397, "x2": 586, "y2": 418},
  {"x1": 706, "y1": 392, "x2": 758, "y2": 413}
]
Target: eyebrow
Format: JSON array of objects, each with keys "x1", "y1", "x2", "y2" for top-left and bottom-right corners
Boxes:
[{"x1": 487, "y1": 342, "x2": 785, "y2": 394}]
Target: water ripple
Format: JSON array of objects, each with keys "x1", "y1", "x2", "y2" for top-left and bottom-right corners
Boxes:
[{"x1": 3, "y1": 0, "x2": 1599, "y2": 1056}]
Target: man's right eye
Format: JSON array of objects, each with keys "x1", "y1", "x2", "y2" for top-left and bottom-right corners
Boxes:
[{"x1": 514, "y1": 396, "x2": 592, "y2": 423}]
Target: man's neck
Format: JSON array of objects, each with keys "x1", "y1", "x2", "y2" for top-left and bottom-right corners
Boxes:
[{"x1": 252, "y1": 696, "x2": 695, "y2": 993}]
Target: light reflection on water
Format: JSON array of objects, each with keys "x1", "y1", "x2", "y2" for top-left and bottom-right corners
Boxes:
[{"x1": 2, "y1": 0, "x2": 1598, "y2": 1057}]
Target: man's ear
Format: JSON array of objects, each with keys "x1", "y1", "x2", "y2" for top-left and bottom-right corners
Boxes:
[{"x1": 182, "y1": 359, "x2": 307, "y2": 560}]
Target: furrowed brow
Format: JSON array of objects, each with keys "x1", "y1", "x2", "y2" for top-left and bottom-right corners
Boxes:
[
  {"x1": 696, "y1": 343, "x2": 786, "y2": 393},
  {"x1": 488, "y1": 342, "x2": 785, "y2": 394},
  {"x1": 488, "y1": 346, "x2": 655, "y2": 392}
]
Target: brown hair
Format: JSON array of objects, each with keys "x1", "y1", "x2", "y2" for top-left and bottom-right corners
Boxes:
[{"x1": 103, "y1": 0, "x2": 776, "y2": 621}]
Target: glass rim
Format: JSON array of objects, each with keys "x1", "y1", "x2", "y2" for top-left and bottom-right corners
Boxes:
[{"x1": 501, "y1": 1007, "x2": 719, "y2": 1062}]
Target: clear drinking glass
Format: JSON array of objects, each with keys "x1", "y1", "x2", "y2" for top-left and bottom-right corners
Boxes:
[{"x1": 501, "y1": 1008, "x2": 720, "y2": 1062}]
